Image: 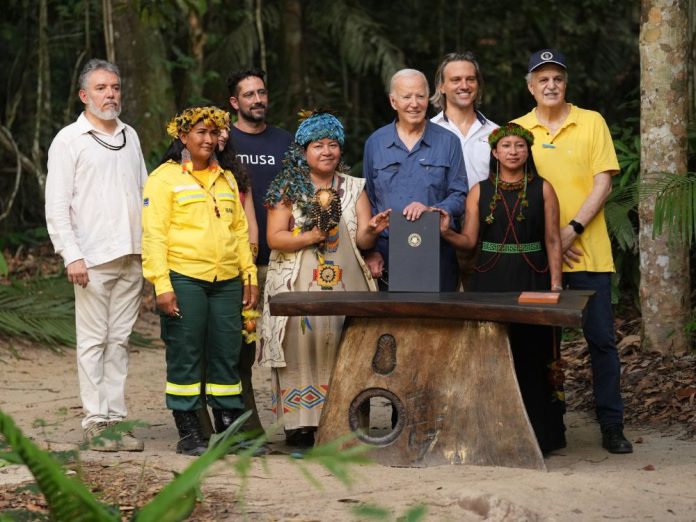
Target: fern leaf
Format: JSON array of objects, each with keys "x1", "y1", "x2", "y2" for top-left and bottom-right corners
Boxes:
[{"x1": 0, "y1": 409, "x2": 119, "y2": 522}]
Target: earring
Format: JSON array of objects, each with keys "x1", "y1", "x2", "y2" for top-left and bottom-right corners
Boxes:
[
  {"x1": 180, "y1": 147, "x2": 193, "y2": 174},
  {"x1": 209, "y1": 150, "x2": 219, "y2": 170}
]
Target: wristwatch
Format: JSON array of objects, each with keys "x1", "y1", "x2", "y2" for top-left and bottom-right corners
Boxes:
[{"x1": 569, "y1": 219, "x2": 585, "y2": 235}]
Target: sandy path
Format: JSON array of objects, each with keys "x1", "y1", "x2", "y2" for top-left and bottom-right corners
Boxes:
[{"x1": 1, "y1": 312, "x2": 696, "y2": 521}]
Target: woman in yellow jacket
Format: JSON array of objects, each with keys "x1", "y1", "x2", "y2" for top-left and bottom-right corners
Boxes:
[{"x1": 142, "y1": 106, "x2": 258, "y2": 456}]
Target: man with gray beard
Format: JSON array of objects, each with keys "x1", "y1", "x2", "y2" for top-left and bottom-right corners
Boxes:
[{"x1": 46, "y1": 59, "x2": 148, "y2": 452}]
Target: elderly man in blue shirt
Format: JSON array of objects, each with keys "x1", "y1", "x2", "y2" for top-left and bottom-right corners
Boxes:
[{"x1": 363, "y1": 68, "x2": 468, "y2": 291}]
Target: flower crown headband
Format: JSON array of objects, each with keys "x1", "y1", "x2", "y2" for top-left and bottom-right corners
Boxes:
[
  {"x1": 166, "y1": 106, "x2": 230, "y2": 139},
  {"x1": 488, "y1": 122, "x2": 535, "y2": 148}
]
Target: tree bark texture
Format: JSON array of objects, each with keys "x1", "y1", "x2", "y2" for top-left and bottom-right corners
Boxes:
[
  {"x1": 112, "y1": 1, "x2": 176, "y2": 164},
  {"x1": 639, "y1": 0, "x2": 690, "y2": 354},
  {"x1": 282, "y1": 0, "x2": 304, "y2": 124}
]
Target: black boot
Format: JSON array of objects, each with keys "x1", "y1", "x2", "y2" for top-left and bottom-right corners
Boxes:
[
  {"x1": 172, "y1": 410, "x2": 208, "y2": 456},
  {"x1": 212, "y1": 408, "x2": 243, "y2": 433}
]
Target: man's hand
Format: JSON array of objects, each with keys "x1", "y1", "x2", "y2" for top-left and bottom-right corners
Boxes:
[
  {"x1": 403, "y1": 202, "x2": 429, "y2": 221},
  {"x1": 66, "y1": 259, "x2": 89, "y2": 288},
  {"x1": 364, "y1": 251, "x2": 385, "y2": 278},
  {"x1": 157, "y1": 291, "x2": 180, "y2": 317},
  {"x1": 368, "y1": 209, "x2": 392, "y2": 235},
  {"x1": 560, "y1": 225, "x2": 583, "y2": 268},
  {"x1": 243, "y1": 284, "x2": 259, "y2": 310}
]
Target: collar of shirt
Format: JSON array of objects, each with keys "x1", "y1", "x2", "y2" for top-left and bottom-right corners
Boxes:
[
  {"x1": 387, "y1": 119, "x2": 437, "y2": 152},
  {"x1": 522, "y1": 103, "x2": 579, "y2": 133},
  {"x1": 432, "y1": 110, "x2": 491, "y2": 140},
  {"x1": 77, "y1": 112, "x2": 126, "y2": 136}
]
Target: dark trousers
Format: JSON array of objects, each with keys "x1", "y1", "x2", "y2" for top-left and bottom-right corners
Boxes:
[
  {"x1": 162, "y1": 272, "x2": 243, "y2": 411},
  {"x1": 239, "y1": 339, "x2": 263, "y2": 432},
  {"x1": 564, "y1": 271, "x2": 624, "y2": 428}
]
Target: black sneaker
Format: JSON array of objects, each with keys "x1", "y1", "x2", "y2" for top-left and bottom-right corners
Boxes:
[{"x1": 602, "y1": 425, "x2": 633, "y2": 454}]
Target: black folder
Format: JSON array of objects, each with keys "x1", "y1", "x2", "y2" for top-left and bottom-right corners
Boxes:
[{"x1": 388, "y1": 211, "x2": 441, "y2": 292}]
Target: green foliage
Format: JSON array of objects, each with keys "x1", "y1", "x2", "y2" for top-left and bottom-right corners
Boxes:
[
  {"x1": 0, "y1": 228, "x2": 49, "y2": 251},
  {"x1": 352, "y1": 503, "x2": 427, "y2": 521},
  {"x1": 0, "y1": 276, "x2": 76, "y2": 348},
  {"x1": 0, "y1": 275, "x2": 151, "y2": 349},
  {"x1": 0, "y1": 409, "x2": 120, "y2": 522},
  {"x1": 0, "y1": 408, "x2": 389, "y2": 521},
  {"x1": 647, "y1": 172, "x2": 696, "y2": 246}
]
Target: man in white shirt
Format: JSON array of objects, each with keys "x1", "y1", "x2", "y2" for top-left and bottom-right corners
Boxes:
[
  {"x1": 431, "y1": 51, "x2": 498, "y2": 189},
  {"x1": 45, "y1": 59, "x2": 148, "y2": 452}
]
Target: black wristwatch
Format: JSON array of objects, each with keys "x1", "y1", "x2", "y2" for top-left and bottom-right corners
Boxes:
[{"x1": 569, "y1": 219, "x2": 585, "y2": 235}]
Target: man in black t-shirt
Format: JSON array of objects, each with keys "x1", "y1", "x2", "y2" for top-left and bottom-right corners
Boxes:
[
  {"x1": 226, "y1": 68, "x2": 292, "y2": 435},
  {"x1": 227, "y1": 68, "x2": 292, "y2": 271}
]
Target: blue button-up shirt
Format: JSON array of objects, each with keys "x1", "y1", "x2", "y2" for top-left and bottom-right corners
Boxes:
[
  {"x1": 363, "y1": 121, "x2": 468, "y2": 218},
  {"x1": 362, "y1": 121, "x2": 468, "y2": 291}
]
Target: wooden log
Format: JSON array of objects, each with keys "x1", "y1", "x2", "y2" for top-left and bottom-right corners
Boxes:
[{"x1": 316, "y1": 317, "x2": 547, "y2": 470}]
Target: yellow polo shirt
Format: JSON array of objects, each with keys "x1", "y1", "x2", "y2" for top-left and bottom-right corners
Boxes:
[
  {"x1": 142, "y1": 160, "x2": 257, "y2": 295},
  {"x1": 513, "y1": 105, "x2": 619, "y2": 272}
]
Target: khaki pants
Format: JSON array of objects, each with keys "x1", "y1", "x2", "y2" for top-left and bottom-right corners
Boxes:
[{"x1": 74, "y1": 255, "x2": 143, "y2": 428}]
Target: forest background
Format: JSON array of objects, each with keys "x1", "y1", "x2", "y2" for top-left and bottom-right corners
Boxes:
[{"x1": 0, "y1": 0, "x2": 695, "y2": 355}]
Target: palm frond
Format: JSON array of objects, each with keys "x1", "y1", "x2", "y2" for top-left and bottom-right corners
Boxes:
[
  {"x1": 315, "y1": 0, "x2": 405, "y2": 89},
  {"x1": 642, "y1": 172, "x2": 696, "y2": 246},
  {"x1": 0, "y1": 277, "x2": 76, "y2": 347},
  {"x1": 605, "y1": 182, "x2": 638, "y2": 252},
  {"x1": 0, "y1": 409, "x2": 119, "y2": 522}
]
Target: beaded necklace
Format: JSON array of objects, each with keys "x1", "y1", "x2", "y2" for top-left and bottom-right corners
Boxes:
[{"x1": 475, "y1": 173, "x2": 548, "y2": 274}]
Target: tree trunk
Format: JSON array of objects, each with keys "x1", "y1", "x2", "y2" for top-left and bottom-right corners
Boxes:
[
  {"x1": 111, "y1": 1, "x2": 176, "y2": 164},
  {"x1": 639, "y1": 0, "x2": 690, "y2": 354},
  {"x1": 32, "y1": 0, "x2": 49, "y2": 192},
  {"x1": 282, "y1": 0, "x2": 304, "y2": 123}
]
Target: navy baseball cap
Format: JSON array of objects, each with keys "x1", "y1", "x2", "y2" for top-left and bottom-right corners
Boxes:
[{"x1": 528, "y1": 49, "x2": 567, "y2": 73}]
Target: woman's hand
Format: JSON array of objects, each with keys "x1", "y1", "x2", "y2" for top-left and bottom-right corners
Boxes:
[
  {"x1": 243, "y1": 284, "x2": 259, "y2": 310},
  {"x1": 364, "y1": 251, "x2": 385, "y2": 278},
  {"x1": 435, "y1": 208, "x2": 451, "y2": 235},
  {"x1": 368, "y1": 209, "x2": 391, "y2": 236},
  {"x1": 157, "y1": 291, "x2": 180, "y2": 317},
  {"x1": 306, "y1": 226, "x2": 329, "y2": 245}
]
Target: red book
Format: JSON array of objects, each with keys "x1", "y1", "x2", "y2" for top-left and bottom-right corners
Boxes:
[{"x1": 518, "y1": 291, "x2": 561, "y2": 304}]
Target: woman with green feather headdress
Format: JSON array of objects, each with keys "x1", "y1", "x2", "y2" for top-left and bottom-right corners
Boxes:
[
  {"x1": 260, "y1": 110, "x2": 390, "y2": 447},
  {"x1": 436, "y1": 121, "x2": 567, "y2": 454}
]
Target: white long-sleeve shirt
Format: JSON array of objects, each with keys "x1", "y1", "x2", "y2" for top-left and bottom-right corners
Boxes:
[{"x1": 45, "y1": 113, "x2": 148, "y2": 268}]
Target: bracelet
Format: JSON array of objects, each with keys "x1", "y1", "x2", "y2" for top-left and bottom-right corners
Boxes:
[
  {"x1": 569, "y1": 219, "x2": 585, "y2": 235},
  {"x1": 551, "y1": 284, "x2": 563, "y2": 292},
  {"x1": 250, "y1": 242, "x2": 259, "y2": 258}
]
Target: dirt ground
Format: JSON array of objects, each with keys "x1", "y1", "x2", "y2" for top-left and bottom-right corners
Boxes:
[{"x1": 2, "y1": 310, "x2": 696, "y2": 521}]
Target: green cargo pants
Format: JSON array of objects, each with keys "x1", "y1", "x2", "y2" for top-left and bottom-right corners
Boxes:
[{"x1": 162, "y1": 272, "x2": 243, "y2": 411}]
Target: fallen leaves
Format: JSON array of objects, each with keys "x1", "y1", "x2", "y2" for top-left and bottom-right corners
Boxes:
[{"x1": 563, "y1": 317, "x2": 696, "y2": 439}]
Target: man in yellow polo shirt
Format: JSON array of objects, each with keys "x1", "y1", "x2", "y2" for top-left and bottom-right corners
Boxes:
[{"x1": 513, "y1": 49, "x2": 632, "y2": 454}]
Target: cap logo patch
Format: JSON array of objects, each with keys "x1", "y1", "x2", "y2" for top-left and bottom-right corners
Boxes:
[{"x1": 541, "y1": 51, "x2": 554, "y2": 61}]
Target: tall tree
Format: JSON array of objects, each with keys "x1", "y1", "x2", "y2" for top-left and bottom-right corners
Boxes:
[
  {"x1": 639, "y1": 0, "x2": 690, "y2": 354},
  {"x1": 112, "y1": 1, "x2": 176, "y2": 164}
]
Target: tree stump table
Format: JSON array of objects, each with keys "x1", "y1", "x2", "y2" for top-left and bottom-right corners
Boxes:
[{"x1": 269, "y1": 291, "x2": 592, "y2": 471}]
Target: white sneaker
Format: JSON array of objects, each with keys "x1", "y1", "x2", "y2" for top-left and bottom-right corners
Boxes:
[
  {"x1": 108, "y1": 421, "x2": 145, "y2": 452},
  {"x1": 84, "y1": 422, "x2": 119, "y2": 452}
]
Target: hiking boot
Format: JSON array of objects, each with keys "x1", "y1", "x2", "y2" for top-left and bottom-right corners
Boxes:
[
  {"x1": 172, "y1": 410, "x2": 208, "y2": 456},
  {"x1": 602, "y1": 425, "x2": 633, "y2": 454},
  {"x1": 84, "y1": 422, "x2": 119, "y2": 452},
  {"x1": 212, "y1": 408, "x2": 243, "y2": 433},
  {"x1": 107, "y1": 421, "x2": 144, "y2": 452}
]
